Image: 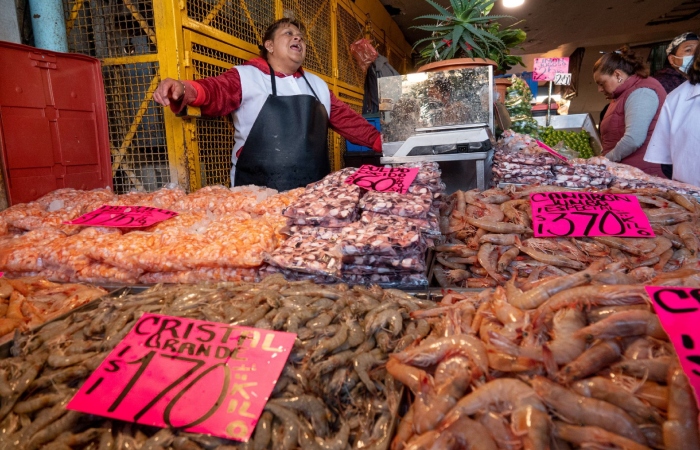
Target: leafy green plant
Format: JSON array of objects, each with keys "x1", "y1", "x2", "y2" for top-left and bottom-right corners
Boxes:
[
  {"x1": 412, "y1": 0, "x2": 525, "y2": 71},
  {"x1": 488, "y1": 22, "x2": 527, "y2": 72}
]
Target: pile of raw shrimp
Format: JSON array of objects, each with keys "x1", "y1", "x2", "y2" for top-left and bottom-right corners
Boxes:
[
  {"x1": 0, "y1": 275, "x2": 435, "y2": 450},
  {"x1": 0, "y1": 185, "x2": 304, "y2": 284},
  {"x1": 389, "y1": 265, "x2": 700, "y2": 450},
  {"x1": 434, "y1": 185, "x2": 700, "y2": 288}
]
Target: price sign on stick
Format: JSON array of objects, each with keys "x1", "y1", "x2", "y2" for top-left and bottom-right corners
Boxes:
[
  {"x1": 68, "y1": 314, "x2": 296, "y2": 442},
  {"x1": 530, "y1": 192, "x2": 655, "y2": 238},
  {"x1": 66, "y1": 205, "x2": 178, "y2": 228},
  {"x1": 645, "y1": 286, "x2": 700, "y2": 406},
  {"x1": 345, "y1": 165, "x2": 419, "y2": 194},
  {"x1": 533, "y1": 57, "x2": 570, "y2": 82}
]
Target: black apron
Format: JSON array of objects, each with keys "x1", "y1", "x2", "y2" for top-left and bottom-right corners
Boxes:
[{"x1": 234, "y1": 63, "x2": 330, "y2": 191}]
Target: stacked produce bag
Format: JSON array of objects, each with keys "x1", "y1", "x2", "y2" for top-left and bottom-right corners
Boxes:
[
  {"x1": 265, "y1": 162, "x2": 444, "y2": 287},
  {"x1": 504, "y1": 76, "x2": 539, "y2": 135}
]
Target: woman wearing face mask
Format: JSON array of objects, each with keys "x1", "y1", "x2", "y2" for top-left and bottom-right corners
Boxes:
[
  {"x1": 652, "y1": 32, "x2": 698, "y2": 178},
  {"x1": 153, "y1": 18, "x2": 382, "y2": 190},
  {"x1": 645, "y1": 44, "x2": 700, "y2": 188},
  {"x1": 593, "y1": 46, "x2": 666, "y2": 178},
  {"x1": 654, "y1": 32, "x2": 698, "y2": 94}
]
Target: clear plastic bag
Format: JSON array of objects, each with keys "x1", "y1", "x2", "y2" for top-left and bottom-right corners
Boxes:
[{"x1": 350, "y1": 38, "x2": 378, "y2": 72}]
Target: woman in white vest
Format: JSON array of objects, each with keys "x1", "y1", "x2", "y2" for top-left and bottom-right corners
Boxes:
[{"x1": 153, "y1": 18, "x2": 382, "y2": 191}]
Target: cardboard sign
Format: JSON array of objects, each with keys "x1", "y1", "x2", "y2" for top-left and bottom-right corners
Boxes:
[
  {"x1": 68, "y1": 314, "x2": 296, "y2": 442},
  {"x1": 66, "y1": 205, "x2": 178, "y2": 228},
  {"x1": 530, "y1": 192, "x2": 655, "y2": 238},
  {"x1": 533, "y1": 57, "x2": 570, "y2": 82},
  {"x1": 554, "y1": 73, "x2": 572, "y2": 86},
  {"x1": 345, "y1": 165, "x2": 419, "y2": 194},
  {"x1": 536, "y1": 140, "x2": 570, "y2": 163},
  {"x1": 645, "y1": 286, "x2": 700, "y2": 405}
]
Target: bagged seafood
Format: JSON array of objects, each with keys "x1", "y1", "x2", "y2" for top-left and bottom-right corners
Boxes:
[
  {"x1": 283, "y1": 183, "x2": 361, "y2": 227},
  {"x1": 359, "y1": 190, "x2": 433, "y2": 219},
  {"x1": 264, "y1": 231, "x2": 344, "y2": 277}
]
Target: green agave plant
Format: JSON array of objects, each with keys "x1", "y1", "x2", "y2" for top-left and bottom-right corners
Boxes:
[
  {"x1": 488, "y1": 22, "x2": 527, "y2": 71},
  {"x1": 412, "y1": 0, "x2": 525, "y2": 70}
]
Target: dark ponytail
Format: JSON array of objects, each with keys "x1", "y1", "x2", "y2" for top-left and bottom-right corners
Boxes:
[
  {"x1": 259, "y1": 18, "x2": 305, "y2": 59},
  {"x1": 593, "y1": 45, "x2": 649, "y2": 78}
]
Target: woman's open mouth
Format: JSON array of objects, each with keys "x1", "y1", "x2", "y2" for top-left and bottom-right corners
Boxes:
[{"x1": 290, "y1": 43, "x2": 302, "y2": 52}]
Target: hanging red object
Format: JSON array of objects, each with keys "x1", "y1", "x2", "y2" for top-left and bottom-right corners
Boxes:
[
  {"x1": 350, "y1": 38, "x2": 378, "y2": 72},
  {"x1": 0, "y1": 42, "x2": 112, "y2": 205}
]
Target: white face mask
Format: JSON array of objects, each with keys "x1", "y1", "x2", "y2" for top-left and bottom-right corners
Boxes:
[{"x1": 674, "y1": 55, "x2": 694, "y2": 73}]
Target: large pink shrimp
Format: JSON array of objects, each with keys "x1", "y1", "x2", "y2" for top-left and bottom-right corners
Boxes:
[
  {"x1": 391, "y1": 335, "x2": 488, "y2": 377},
  {"x1": 574, "y1": 309, "x2": 667, "y2": 341},
  {"x1": 440, "y1": 378, "x2": 549, "y2": 450}
]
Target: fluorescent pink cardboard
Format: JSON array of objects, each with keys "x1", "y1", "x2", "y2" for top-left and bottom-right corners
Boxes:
[
  {"x1": 345, "y1": 165, "x2": 419, "y2": 194},
  {"x1": 67, "y1": 314, "x2": 296, "y2": 442},
  {"x1": 645, "y1": 286, "x2": 700, "y2": 407},
  {"x1": 533, "y1": 57, "x2": 570, "y2": 82},
  {"x1": 66, "y1": 205, "x2": 178, "y2": 228},
  {"x1": 530, "y1": 191, "x2": 654, "y2": 238},
  {"x1": 536, "y1": 140, "x2": 570, "y2": 163}
]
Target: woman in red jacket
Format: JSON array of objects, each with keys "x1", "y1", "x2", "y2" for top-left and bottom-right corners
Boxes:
[
  {"x1": 593, "y1": 46, "x2": 666, "y2": 178},
  {"x1": 153, "y1": 18, "x2": 381, "y2": 191}
]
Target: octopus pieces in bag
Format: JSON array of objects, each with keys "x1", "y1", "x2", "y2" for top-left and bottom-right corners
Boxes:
[
  {"x1": 340, "y1": 272, "x2": 428, "y2": 287},
  {"x1": 341, "y1": 253, "x2": 426, "y2": 270},
  {"x1": 359, "y1": 191, "x2": 433, "y2": 220},
  {"x1": 283, "y1": 184, "x2": 361, "y2": 227},
  {"x1": 138, "y1": 267, "x2": 259, "y2": 284},
  {"x1": 265, "y1": 232, "x2": 344, "y2": 277}
]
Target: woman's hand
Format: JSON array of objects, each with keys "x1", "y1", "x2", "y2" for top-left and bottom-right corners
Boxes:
[{"x1": 153, "y1": 78, "x2": 185, "y2": 106}]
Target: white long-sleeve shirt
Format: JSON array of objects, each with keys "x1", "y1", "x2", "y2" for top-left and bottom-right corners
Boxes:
[{"x1": 644, "y1": 81, "x2": 700, "y2": 187}]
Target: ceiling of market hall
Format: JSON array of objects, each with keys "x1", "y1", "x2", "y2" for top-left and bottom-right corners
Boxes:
[{"x1": 379, "y1": 0, "x2": 700, "y2": 57}]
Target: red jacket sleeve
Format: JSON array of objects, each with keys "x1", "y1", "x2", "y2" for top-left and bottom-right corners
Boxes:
[
  {"x1": 169, "y1": 68, "x2": 243, "y2": 117},
  {"x1": 329, "y1": 92, "x2": 382, "y2": 152}
]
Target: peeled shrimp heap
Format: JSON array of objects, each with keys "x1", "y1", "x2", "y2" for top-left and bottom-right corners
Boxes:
[
  {"x1": 389, "y1": 267, "x2": 700, "y2": 450},
  {"x1": 0, "y1": 277, "x2": 107, "y2": 341},
  {"x1": 0, "y1": 277, "x2": 434, "y2": 449},
  {"x1": 435, "y1": 185, "x2": 700, "y2": 288},
  {"x1": 267, "y1": 163, "x2": 444, "y2": 287},
  {"x1": 0, "y1": 185, "x2": 305, "y2": 284},
  {"x1": 493, "y1": 131, "x2": 611, "y2": 189}
]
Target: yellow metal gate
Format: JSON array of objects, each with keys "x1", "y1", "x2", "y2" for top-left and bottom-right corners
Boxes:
[{"x1": 62, "y1": 0, "x2": 412, "y2": 193}]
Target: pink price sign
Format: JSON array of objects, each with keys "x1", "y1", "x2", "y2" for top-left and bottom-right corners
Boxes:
[
  {"x1": 345, "y1": 165, "x2": 419, "y2": 194},
  {"x1": 533, "y1": 57, "x2": 570, "y2": 82},
  {"x1": 530, "y1": 191, "x2": 655, "y2": 238},
  {"x1": 67, "y1": 314, "x2": 296, "y2": 442},
  {"x1": 66, "y1": 205, "x2": 178, "y2": 228},
  {"x1": 645, "y1": 286, "x2": 700, "y2": 406}
]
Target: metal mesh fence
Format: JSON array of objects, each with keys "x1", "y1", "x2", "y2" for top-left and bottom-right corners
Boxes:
[
  {"x1": 282, "y1": 0, "x2": 332, "y2": 77},
  {"x1": 64, "y1": 0, "x2": 157, "y2": 58},
  {"x1": 191, "y1": 49, "x2": 245, "y2": 187},
  {"x1": 186, "y1": 0, "x2": 274, "y2": 46},
  {"x1": 336, "y1": 5, "x2": 364, "y2": 88},
  {"x1": 102, "y1": 63, "x2": 169, "y2": 193},
  {"x1": 389, "y1": 48, "x2": 406, "y2": 74},
  {"x1": 63, "y1": 0, "x2": 167, "y2": 193}
]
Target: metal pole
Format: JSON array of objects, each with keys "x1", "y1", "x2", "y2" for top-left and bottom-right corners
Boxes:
[
  {"x1": 546, "y1": 80, "x2": 553, "y2": 127},
  {"x1": 28, "y1": 0, "x2": 68, "y2": 52}
]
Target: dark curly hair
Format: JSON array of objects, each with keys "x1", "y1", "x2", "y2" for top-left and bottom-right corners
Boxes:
[
  {"x1": 687, "y1": 43, "x2": 700, "y2": 85},
  {"x1": 593, "y1": 45, "x2": 649, "y2": 78},
  {"x1": 259, "y1": 18, "x2": 305, "y2": 59}
]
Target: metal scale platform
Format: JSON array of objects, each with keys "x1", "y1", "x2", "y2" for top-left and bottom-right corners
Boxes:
[{"x1": 376, "y1": 67, "x2": 495, "y2": 193}]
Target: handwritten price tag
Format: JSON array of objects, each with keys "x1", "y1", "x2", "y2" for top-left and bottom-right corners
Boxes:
[
  {"x1": 645, "y1": 286, "x2": 700, "y2": 405},
  {"x1": 530, "y1": 192, "x2": 655, "y2": 238},
  {"x1": 536, "y1": 140, "x2": 570, "y2": 163},
  {"x1": 533, "y1": 57, "x2": 570, "y2": 82},
  {"x1": 68, "y1": 314, "x2": 296, "y2": 442},
  {"x1": 554, "y1": 73, "x2": 572, "y2": 85},
  {"x1": 66, "y1": 205, "x2": 178, "y2": 228},
  {"x1": 345, "y1": 165, "x2": 419, "y2": 194}
]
